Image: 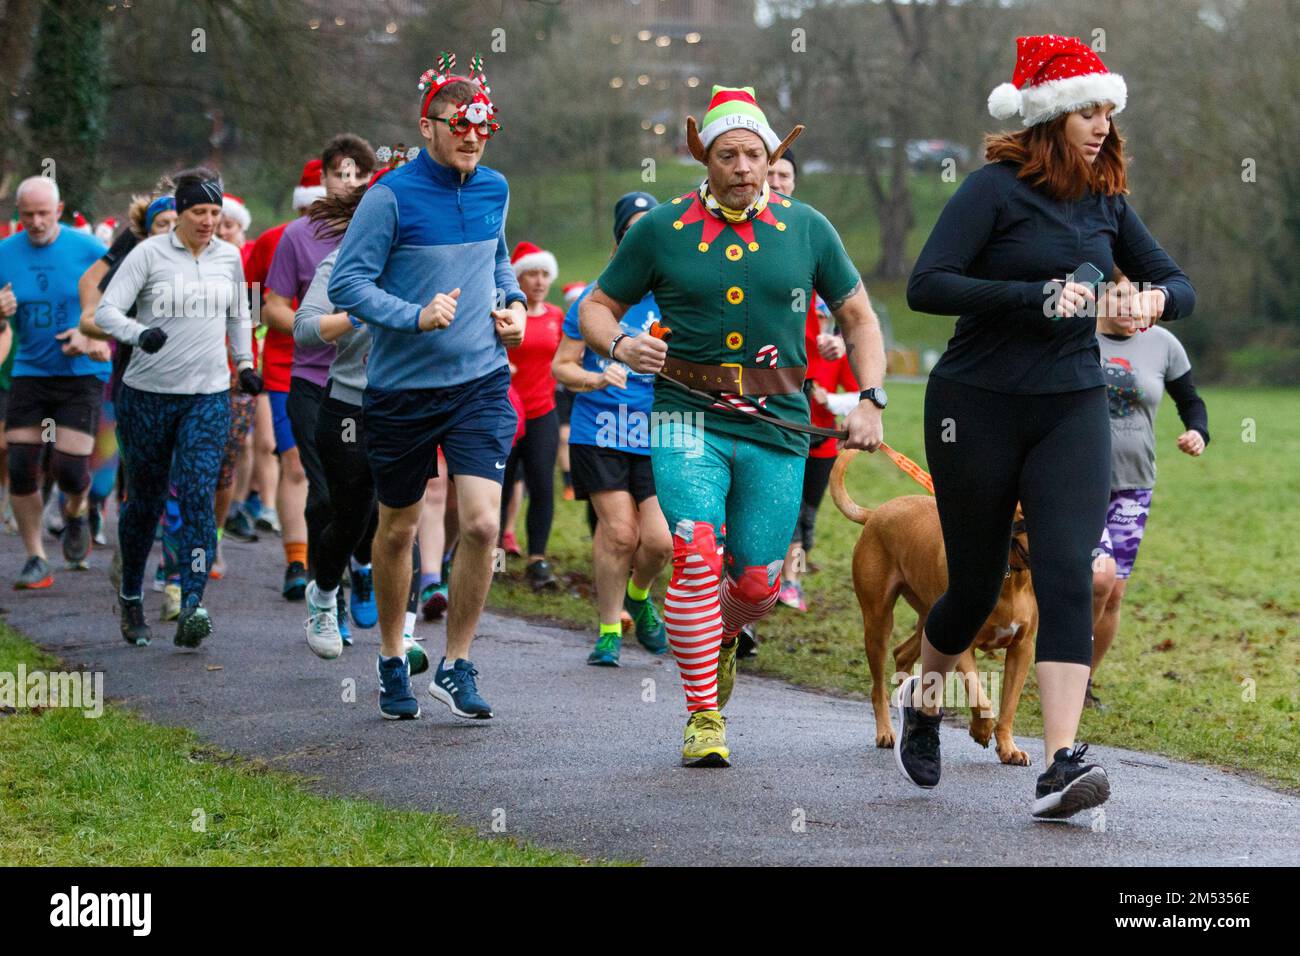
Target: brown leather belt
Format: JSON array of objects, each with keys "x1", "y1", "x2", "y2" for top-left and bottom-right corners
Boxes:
[{"x1": 662, "y1": 356, "x2": 806, "y2": 396}]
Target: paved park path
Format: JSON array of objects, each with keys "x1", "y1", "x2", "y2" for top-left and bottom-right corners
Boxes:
[{"x1": 3, "y1": 531, "x2": 1295, "y2": 865}]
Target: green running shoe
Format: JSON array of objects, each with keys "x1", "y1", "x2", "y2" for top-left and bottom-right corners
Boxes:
[
  {"x1": 174, "y1": 605, "x2": 212, "y2": 648},
  {"x1": 586, "y1": 631, "x2": 621, "y2": 667},
  {"x1": 624, "y1": 592, "x2": 668, "y2": 655}
]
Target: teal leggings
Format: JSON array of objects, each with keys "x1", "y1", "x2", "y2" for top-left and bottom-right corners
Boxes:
[{"x1": 650, "y1": 421, "x2": 804, "y2": 577}]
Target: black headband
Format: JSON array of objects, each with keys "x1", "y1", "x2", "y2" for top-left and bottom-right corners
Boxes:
[{"x1": 175, "y1": 179, "x2": 224, "y2": 216}]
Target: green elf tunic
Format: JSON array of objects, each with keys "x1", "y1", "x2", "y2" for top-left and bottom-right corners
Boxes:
[{"x1": 596, "y1": 186, "x2": 861, "y2": 456}]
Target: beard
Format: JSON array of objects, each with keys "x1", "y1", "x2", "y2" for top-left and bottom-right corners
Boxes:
[{"x1": 716, "y1": 180, "x2": 759, "y2": 209}]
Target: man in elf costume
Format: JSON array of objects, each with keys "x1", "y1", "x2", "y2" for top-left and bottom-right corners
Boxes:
[{"x1": 580, "y1": 86, "x2": 887, "y2": 766}]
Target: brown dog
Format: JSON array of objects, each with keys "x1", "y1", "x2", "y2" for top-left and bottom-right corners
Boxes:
[{"x1": 829, "y1": 449, "x2": 1038, "y2": 765}]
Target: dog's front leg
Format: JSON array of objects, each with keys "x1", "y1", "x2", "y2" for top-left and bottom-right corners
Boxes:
[{"x1": 994, "y1": 626, "x2": 1034, "y2": 766}]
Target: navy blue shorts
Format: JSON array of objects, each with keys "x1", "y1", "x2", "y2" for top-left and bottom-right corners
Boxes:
[{"x1": 363, "y1": 365, "x2": 517, "y2": 509}]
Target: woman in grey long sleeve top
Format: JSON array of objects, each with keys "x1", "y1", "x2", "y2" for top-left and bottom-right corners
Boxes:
[{"x1": 94, "y1": 168, "x2": 263, "y2": 649}]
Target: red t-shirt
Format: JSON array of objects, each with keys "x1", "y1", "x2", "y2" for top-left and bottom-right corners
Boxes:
[
  {"x1": 244, "y1": 222, "x2": 294, "y2": 393},
  {"x1": 506, "y1": 303, "x2": 564, "y2": 420},
  {"x1": 804, "y1": 301, "x2": 858, "y2": 458},
  {"x1": 508, "y1": 384, "x2": 527, "y2": 446}
]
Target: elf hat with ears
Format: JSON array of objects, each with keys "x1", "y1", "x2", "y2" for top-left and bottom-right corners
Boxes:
[
  {"x1": 988, "y1": 35, "x2": 1126, "y2": 127},
  {"x1": 685, "y1": 85, "x2": 803, "y2": 164}
]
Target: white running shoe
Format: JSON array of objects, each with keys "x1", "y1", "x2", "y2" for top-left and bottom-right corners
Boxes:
[
  {"x1": 43, "y1": 494, "x2": 65, "y2": 535},
  {"x1": 162, "y1": 583, "x2": 182, "y2": 622},
  {"x1": 304, "y1": 581, "x2": 342, "y2": 660},
  {"x1": 256, "y1": 507, "x2": 282, "y2": 535}
]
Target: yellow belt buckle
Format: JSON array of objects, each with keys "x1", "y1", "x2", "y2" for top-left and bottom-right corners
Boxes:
[{"x1": 721, "y1": 362, "x2": 743, "y2": 395}]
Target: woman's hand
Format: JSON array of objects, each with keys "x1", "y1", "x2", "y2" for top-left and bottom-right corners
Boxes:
[
  {"x1": 597, "y1": 364, "x2": 628, "y2": 390},
  {"x1": 1176, "y1": 430, "x2": 1205, "y2": 456},
  {"x1": 1052, "y1": 281, "x2": 1097, "y2": 319}
]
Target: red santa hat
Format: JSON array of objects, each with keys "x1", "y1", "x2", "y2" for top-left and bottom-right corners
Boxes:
[
  {"x1": 72, "y1": 211, "x2": 92, "y2": 234},
  {"x1": 94, "y1": 217, "x2": 117, "y2": 244},
  {"x1": 562, "y1": 282, "x2": 587, "y2": 305},
  {"x1": 511, "y1": 241, "x2": 557, "y2": 281},
  {"x1": 293, "y1": 158, "x2": 326, "y2": 210},
  {"x1": 222, "y1": 193, "x2": 251, "y2": 231},
  {"x1": 988, "y1": 35, "x2": 1127, "y2": 128}
]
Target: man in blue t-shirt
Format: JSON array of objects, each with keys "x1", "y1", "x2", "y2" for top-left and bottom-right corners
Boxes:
[
  {"x1": 0, "y1": 176, "x2": 109, "y2": 589},
  {"x1": 551, "y1": 192, "x2": 672, "y2": 667}
]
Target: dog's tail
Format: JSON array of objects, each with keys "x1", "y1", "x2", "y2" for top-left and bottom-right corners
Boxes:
[{"x1": 829, "y1": 449, "x2": 873, "y2": 525}]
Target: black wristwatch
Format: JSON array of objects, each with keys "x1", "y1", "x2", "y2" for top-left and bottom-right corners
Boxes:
[{"x1": 860, "y1": 386, "x2": 888, "y2": 409}]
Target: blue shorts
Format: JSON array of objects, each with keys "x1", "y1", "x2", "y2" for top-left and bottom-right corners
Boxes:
[
  {"x1": 267, "y1": 388, "x2": 297, "y2": 455},
  {"x1": 362, "y1": 365, "x2": 517, "y2": 509}
]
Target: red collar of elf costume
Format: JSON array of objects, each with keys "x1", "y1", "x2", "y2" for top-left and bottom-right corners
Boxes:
[
  {"x1": 669, "y1": 181, "x2": 794, "y2": 254},
  {"x1": 418, "y1": 51, "x2": 500, "y2": 138}
]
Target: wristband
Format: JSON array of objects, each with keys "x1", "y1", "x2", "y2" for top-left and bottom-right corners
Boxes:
[{"x1": 609, "y1": 333, "x2": 627, "y2": 360}]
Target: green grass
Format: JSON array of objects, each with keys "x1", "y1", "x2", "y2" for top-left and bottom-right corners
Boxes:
[
  {"x1": 493, "y1": 384, "x2": 1300, "y2": 790},
  {"x1": 0, "y1": 624, "x2": 605, "y2": 866}
]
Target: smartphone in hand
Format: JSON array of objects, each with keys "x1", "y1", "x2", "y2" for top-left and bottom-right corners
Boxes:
[{"x1": 1070, "y1": 262, "x2": 1105, "y2": 293}]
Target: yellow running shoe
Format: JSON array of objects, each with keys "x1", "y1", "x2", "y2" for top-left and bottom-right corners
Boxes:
[
  {"x1": 162, "y1": 583, "x2": 182, "y2": 622},
  {"x1": 717, "y1": 638, "x2": 738, "y2": 710},
  {"x1": 682, "y1": 709, "x2": 729, "y2": 767}
]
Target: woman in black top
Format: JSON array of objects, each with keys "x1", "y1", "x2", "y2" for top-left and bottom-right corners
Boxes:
[{"x1": 898, "y1": 35, "x2": 1194, "y2": 820}]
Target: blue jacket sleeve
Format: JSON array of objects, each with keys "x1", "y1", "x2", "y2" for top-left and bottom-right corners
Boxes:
[
  {"x1": 1113, "y1": 198, "x2": 1195, "y2": 322},
  {"x1": 907, "y1": 166, "x2": 1045, "y2": 316},
  {"x1": 494, "y1": 194, "x2": 525, "y2": 308},
  {"x1": 327, "y1": 186, "x2": 421, "y2": 333}
]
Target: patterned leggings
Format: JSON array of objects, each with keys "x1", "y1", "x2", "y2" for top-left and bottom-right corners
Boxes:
[
  {"x1": 116, "y1": 385, "x2": 229, "y2": 606},
  {"x1": 651, "y1": 421, "x2": 804, "y2": 712}
]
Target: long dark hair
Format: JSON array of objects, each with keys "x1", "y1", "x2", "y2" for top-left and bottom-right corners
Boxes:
[
  {"x1": 984, "y1": 112, "x2": 1128, "y2": 201},
  {"x1": 308, "y1": 183, "x2": 367, "y2": 240}
]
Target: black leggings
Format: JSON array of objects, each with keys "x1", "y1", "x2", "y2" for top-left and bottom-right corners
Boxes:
[
  {"x1": 501, "y1": 408, "x2": 559, "y2": 557},
  {"x1": 923, "y1": 376, "x2": 1110, "y2": 666},
  {"x1": 791, "y1": 454, "x2": 835, "y2": 553},
  {"x1": 313, "y1": 396, "x2": 379, "y2": 593},
  {"x1": 287, "y1": 377, "x2": 331, "y2": 576}
]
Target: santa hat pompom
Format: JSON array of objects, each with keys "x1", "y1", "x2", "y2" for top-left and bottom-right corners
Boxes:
[{"x1": 988, "y1": 82, "x2": 1022, "y2": 120}]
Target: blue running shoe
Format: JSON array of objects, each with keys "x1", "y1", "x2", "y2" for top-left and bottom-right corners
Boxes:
[
  {"x1": 282, "y1": 561, "x2": 307, "y2": 601},
  {"x1": 429, "y1": 658, "x2": 493, "y2": 719},
  {"x1": 349, "y1": 565, "x2": 377, "y2": 629},
  {"x1": 337, "y1": 590, "x2": 352, "y2": 646},
  {"x1": 377, "y1": 655, "x2": 420, "y2": 720}
]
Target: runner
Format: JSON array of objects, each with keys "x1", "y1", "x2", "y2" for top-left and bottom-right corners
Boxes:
[
  {"x1": 264, "y1": 135, "x2": 376, "y2": 632},
  {"x1": 580, "y1": 85, "x2": 887, "y2": 766},
  {"x1": 501, "y1": 240, "x2": 563, "y2": 590},
  {"x1": 328, "y1": 52, "x2": 525, "y2": 720},
  {"x1": 241, "y1": 159, "x2": 328, "y2": 598},
  {"x1": 0, "y1": 176, "x2": 110, "y2": 589},
  {"x1": 903, "y1": 36, "x2": 1194, "y2": 818},
  {"x1": 556, "y1": 281, "x2": 587, "y2": 501},
  {"x1": 96, "y1": 167, "x2": 260, "y2": 647},
  {"x1": 554, "y1": 192, "x2": 670, "y2": 666},
  {"x1": 1089, "y1": 289, "x2": 1208, "y2": 705}
]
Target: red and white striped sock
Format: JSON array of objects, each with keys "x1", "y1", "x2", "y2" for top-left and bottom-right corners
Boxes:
[
  {"x1": 720, "y1": 563, "x2": 781, "y2": 641},
  {"x1": 663, "y1": 520, "x2": 724, "y2": 713}
]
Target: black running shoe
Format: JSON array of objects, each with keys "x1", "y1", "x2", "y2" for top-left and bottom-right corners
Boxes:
[
  {"x1": 894, "y1": 674, "x2": 942, "y2": 789},
  {"x1": 62, "y1": 512, "x2": 91, "y2": 569},
  {"x1": 118, "y1": 594, "x2": 152, "y2": 646},
  {"x1": 223, "y1": 507, "x2": 259, "y2": 543},
  {"x1": 525, "y1": 558, "x2": 558, "y2": 591},
  {"x1": 1032, "y1": 743, "x2": 1110, "y2": 820},
  {"x1": 282, "y1": 561, "x2": 307, "y2": 601},
  {"x1": 736, "y1": 623, "x2": 759, "y2": 659}
]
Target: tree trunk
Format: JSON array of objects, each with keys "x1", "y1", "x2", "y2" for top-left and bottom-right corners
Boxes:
[{"x1": 0, "y1": 0, "x2": 41, "y2": 198}]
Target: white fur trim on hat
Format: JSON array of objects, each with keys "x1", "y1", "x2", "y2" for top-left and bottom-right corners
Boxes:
[
  {"x1": 292, "y1": 185, "x2": 326, "y2": 210},
  {"x1": 987, "y1": 82, "x2": 1023, "y2": 121},
  {"x1": 222, "y1": 197, "x2": 251, "y2": 231},
  {"x1": 698, "y1": 113, "x2": 780, "y2": 154},
  {"x1": 1016, "y1": 72, "x2": 1127, "y2": 127},
  {"x1": 512, "y1": 250, "x2": 558, "y2": 281}
]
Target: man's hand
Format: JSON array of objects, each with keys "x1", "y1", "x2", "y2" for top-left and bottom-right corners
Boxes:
[
  {"x1": 0, "y1": 283, "x2": 16, "y2": 319},
  {"x1": 615, "y1": 333, "x2": 667, "y2": 375},
  {"x1": 493, "y1": 300, "x2": 526, "y2": 348},
  {"x1": 137, "y1": 328, "x2": 168, "y2": 354},
  {"x1": 816, "y1": 332, "x2": 845, "y2": 361},
  {"x1": 596, "y1": 363, "x2": 628, "y2": 390},
  {"x1": 56, "y1": 327, "x2": 91, "y2": 357},
  {"x1": 1176, "y1": 429, "x2": 1205, "y2": 456},
  {"x1": 418, "y1": 287, "x2": 460, "y2": 331},
  {"x1": 842, "y1": 400, "x2": 884, "y2": 452}
]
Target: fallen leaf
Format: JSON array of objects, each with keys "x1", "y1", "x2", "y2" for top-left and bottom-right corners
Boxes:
[
  {"x1": 206, "y1": 664, "x2": 224, "y2": 672},
  {"x1": 1153, "y1": 638, "x2": 1175, "y2": 651}
]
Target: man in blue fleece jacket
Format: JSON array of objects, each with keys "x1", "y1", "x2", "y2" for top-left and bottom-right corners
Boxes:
[{"x1": 329, "y1": 53, "x2": 526, "y2": 721}]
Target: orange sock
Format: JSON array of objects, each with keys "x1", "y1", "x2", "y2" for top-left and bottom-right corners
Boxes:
[{"x1": 284, "y1": 541, "x2": 307, "y2": 567}]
